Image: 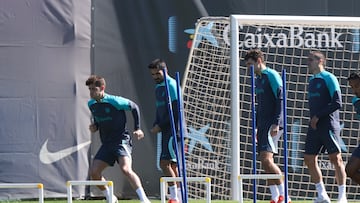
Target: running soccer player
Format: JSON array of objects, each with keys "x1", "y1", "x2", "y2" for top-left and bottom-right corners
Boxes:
[
  {"x1": 304, "y1": 51, "x2": 347, "y2": 203},
  {"x1": 345, "y1": 71, "x2": 360, "y2": 185},
  {"x1": 86, "y1": 75, "x2": 151, "y2": 203},
  {"x1": 244, "y1": 49, "x2": 289, "y2": 203}
]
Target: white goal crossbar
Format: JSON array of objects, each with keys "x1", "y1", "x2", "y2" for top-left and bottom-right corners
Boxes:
[
  {"x1": 66, "y1": 180, "x2": 114, "y2": 203},
  {"x1": 238, "y1": 174, "x2": 284, "y2": 203},
  {"x1": 160, "y1": 177, "x2": 211, "y2": 203},
  {"x1": 0, "y1": 183, "x2": 44, "y2": 203}
]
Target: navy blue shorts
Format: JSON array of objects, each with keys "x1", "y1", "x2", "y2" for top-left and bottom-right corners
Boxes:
[
  {"x1": 94, "y1": 139, "x2": 133, "y2": 166},
  {"x1": 304, "y1": 126, "x2": 341, "y2": 155},
  {"x1": 160, "y1": 130, "x2": 177, "y2": 162},
  {"x1": 257, "y1": 125, "x2": 283, "y2": 154}
]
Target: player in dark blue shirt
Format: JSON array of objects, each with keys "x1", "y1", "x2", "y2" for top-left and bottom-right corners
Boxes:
[
  {"x1": 304, "y1": 51, "x2": 347, "y2": 203},
  {"x1": 148, "y1": 59, "x2": 181, "y2": 203},
  {"x1": 245, "y1": 49, "x2": 288, "y2": 203},
  {"x1": 345, "y1": 72, "x2": 360, "y2": 185},
  {"x1": 86, "y1": 75, "x2": 150, "y2": 203}
]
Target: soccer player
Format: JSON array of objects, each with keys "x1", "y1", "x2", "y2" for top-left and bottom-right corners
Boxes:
[
  {"x1": 304, "y1": 51, "x2": 347, "y2": 203},
  {"x1": 244, "y1": 49, "x2": 289, "y2": 203},
  {"x1": 345, "y1": 71, "x2": 360, "y2": 184},
  {"x1": 86, "y1": 75, "x2": 151, "y2": 203},
  {"x1": 148, "y1": 59, "x2": 181, "y2": 203}
]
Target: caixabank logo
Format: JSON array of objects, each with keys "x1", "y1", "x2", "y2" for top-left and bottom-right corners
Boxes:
[
  {"x1": 235, "y1": 26, "x2": 343, "y2": 48},
  {"x1": 180, "y1": 19, "x2": 360, "y2": 51}
]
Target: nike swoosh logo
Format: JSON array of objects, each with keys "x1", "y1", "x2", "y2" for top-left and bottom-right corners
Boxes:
[{"x1": 39, "y1": 139, "x2": 91, "y2": 164}]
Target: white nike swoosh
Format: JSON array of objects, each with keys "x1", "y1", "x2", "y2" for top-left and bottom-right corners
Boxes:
[{"x1": 39, "y1": 139, "x2": 91, "y2": 164}]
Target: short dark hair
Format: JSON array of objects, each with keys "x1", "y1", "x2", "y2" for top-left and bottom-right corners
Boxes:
[
  {"x1": 85, "y1": 75, "x2": 106, "y2": 87},
  {"x1": 348, "y1": 71, "x2": 360, "y2": 81},
  {"x1": 309, "y1": 51, "x2": 326, "y2": 65},
  {"x1": 244, "y1": 49, "x2": 264, "y2": 62},
  {"x1": 148, "y1": 58, "x2": 167, "y2": 70}
]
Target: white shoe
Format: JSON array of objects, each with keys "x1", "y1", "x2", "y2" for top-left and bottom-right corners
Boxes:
[
  {"x1": 337, "y1": 197, "x2": 347, "y2": 203},
  {"x1": 140, "y1": 199, "x2": 151, "y2": 203},
  {"x1": 314, "y1": 196, "x2": 331, "y2": 203}
]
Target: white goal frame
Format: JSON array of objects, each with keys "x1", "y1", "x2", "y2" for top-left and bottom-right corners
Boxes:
[{"x1": 229, "y1": 14, "x2": 360, "y2": 201}]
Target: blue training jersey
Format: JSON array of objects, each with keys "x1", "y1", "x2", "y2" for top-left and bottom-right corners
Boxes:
[
  {"x1": 308, "y1": 70, "x2": 342, "y2": 128},
  {"x1": 88, "y1": 93, "x2": 140, "y2": 144},
  {"x1": 154, "y1": 76, "x2": 179, "y2": 135},
  {"x1": 352, "y1": 97, "x2": 360, "y2": 120},
  {"x1": 255, "y1": 67, "x2": 283, "y2": 129}
]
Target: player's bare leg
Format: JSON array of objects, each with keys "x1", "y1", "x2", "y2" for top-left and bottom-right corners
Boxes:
[
  {"x1": 260, "y1": 151, "x2": 283, "y2": 202},
  {"x1": 346, "y1": 156, "x2": 360, "y2": 184},
  {"x1": 89, "y1": 159, "x2": 117, "y2": 203},
  {"x1": 161, "y1": 160, "x2": 178, "y2": 202},
  {"x1": 329, "y1": 152, "x2": 347, "y2": 202},
  {"x1": 118, "y1": 156, "x2": 150, "y2": 203},
  {"x1": 304, "y1": 154, "x2": 330, "y2": 203}
]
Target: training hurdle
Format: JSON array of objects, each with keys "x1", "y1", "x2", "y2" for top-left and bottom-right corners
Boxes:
[
  {"x1": 67, "y1": 180, "x2": 114, "y2": 203},
  {"x1": 160, "y1": 177, "x2": 211, "y2": 203},
  {"x1": 238, "y1": 174, "x2": 284, "y2": 203},
  {"x1": 0, "y1": 183, "x2": 44, "y2": 203}
]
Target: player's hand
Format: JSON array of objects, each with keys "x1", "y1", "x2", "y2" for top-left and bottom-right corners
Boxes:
[
  {"x1": 133, "y1": 129, "x2": 145, "y2": 140},
  {"x1": 270, "y1": 124, "x2": 279, "y2": 137},
  {"x1": 89, "y1": 124, "x2": 98, "y2": 133},
  {"x1": 150, "y1": 124, "x2": 161, "y2": 134},
  {"x1": 310, "y1": 115, "x2": 319, "y2": 130}
]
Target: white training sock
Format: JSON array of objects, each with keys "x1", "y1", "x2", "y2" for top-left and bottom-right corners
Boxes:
[
  {"x1": 315, "y1": 182, "x2": 328, "y2": 198},
  {"x1": 136, "y1": 187, "x2": 149, "y2": 202},
  {"x1": 277, "y1": 183, "x2": 285, "y2": 196},
  {"x1": 169, "y1": 185, "x2": 178, "y2": 200},
  {"x1": 102, "y1": 187, "x2": 110, "y2": 199},
  {"x1": 177, "y1": 187, "x2": 182, "y2": 203},
  {"x1": 269, "y1": 185, "x2": 279, "y2": 201},
  {"x1": 338, "y1": 184, "x2": 346, "y2": 199}
]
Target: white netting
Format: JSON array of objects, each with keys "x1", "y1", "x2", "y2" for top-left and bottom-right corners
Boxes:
[{"x1": 182, "y1": 16, "x2": 360, "y2": 201}]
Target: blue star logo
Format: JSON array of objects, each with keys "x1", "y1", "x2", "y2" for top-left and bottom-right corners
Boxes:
[
  {"x1": 186, "y1": 124, "x2": 213, "y2": 153},
  {"x1": 194, "y1": 22, "x2": 218, "y2": 48}
]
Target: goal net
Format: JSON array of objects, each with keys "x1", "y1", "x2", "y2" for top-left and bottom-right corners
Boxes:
[{"x1": 181, "y1": 15, "x2": 360, "y2": 201}]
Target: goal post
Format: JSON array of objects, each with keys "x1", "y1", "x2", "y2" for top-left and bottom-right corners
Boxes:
[{"x1": 182, "y1": 15, "x2": 360, "y2": 201}]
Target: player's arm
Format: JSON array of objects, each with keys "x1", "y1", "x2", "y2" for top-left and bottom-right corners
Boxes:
[
  {"x1": 87, "y1": 102, "x2": 99, "y2": 133},
  {"x1": 128, "y1": 100, "x2": 141, "y2": 130},
  {"x1": 128, "y1": 100, "x2": 145, "y2": 140},
  {"x1": 157, "y1": 100, "x2": 179, "y2": 129},
  {"x1": 316, "y1": 90, "x2": 342, "y2": 118},
  {"x1": 269, "y1": 71, "x2": 283, "y2": 126},
  {"x1": 314, "y1": 76, "x2": 342, "y2": 118},
  {"x1": 157, "y1": 81, "x2": 179, "y2": 130},
  {"x1": 272, "y1": 86, "x2": 283, "y2": 126}
]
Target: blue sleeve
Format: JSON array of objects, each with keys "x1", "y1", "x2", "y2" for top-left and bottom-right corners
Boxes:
[
  {"x1": 158, "y1": 78, "x2": 179, "y2": 130},
  {"x1": 316, "y1": 73, "x2": 342, "y2": 118},
  {"x1": 109, "y1": 95, "x2": 141, "y2": 130},
  {"x1": 168, "y1": 78, "x2": 178, "y2": 102},
  {"x1": 267, "y1": 69, "x2": 282, "y2": 99},
  {"x1": 268, "y1": 69, "x2": 283, "y2": 125}
]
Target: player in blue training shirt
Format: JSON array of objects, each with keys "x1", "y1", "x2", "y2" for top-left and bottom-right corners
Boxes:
[
  {"x1": 86, "y1": 75, "x2": 150, "y2": 203},
  {"x1": 304, "y1": 51, "x2": 347, "y2": 203},
  {"x1": 148, "y1": 59, "x2": 181, "y2": 203},
  {"x1": 345, "y1": 72, "x2": 360, "y2": 185},
  {"x1": 245, "y1": 49, "x2": 289, "y2": 203}
]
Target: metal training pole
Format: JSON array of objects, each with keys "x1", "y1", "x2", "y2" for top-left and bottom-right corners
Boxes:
[
  {"x1": 282, "y1": 69, "x2": 289, "y2": 203},
  {"x1": 162, "y1": 68, "x2": 182, "y2": 201},
  {"x1": 250, "y1": 65, "x2": 257, "y2": 203},
  {"x1": 176, "y1": 72, "x2": 188, "y2": 203}
]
